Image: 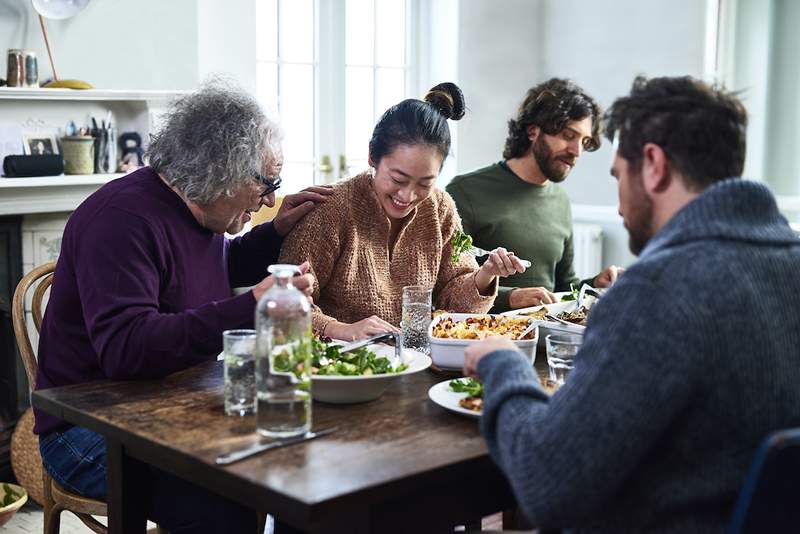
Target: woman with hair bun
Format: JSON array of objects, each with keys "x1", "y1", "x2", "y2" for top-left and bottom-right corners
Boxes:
[{"x1": 279, "y1": 82, "x2": 526, "y2": 340}]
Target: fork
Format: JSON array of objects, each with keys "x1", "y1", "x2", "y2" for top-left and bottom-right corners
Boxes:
[{"x1": 471, "y1": 246, "x2": 532, "y2": 268}]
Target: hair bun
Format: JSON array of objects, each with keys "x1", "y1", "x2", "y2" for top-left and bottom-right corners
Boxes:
[{"x1": 424, "y1": 82, "x2": 466, "y2": 121}]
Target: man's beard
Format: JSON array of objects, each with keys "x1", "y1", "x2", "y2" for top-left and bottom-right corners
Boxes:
[
  {"x1": 626, "y1": 178, "x2": 655, "y2": 256},
  {"x1": 532, "y1": 136, "x2": 575, "y2": 183}
]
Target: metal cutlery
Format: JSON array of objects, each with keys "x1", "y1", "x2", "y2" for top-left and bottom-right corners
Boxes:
[
  {"x1": 470, "y1": 246, "x2": 532, "y2": 269},
  {"x1": 515, "y1": 321, "x2": 537, "y2": 340},
  {"x1": 215, "y1": 427, "x2": 338, "y2": 465},
  {"x1": 338, "y1": 332, "x2": 399, "y2": 355},
  {"x1": 544, "y1": 313, "x2": 574, "y2": 327}
]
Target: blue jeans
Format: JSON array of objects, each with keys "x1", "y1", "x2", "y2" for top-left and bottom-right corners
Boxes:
[{"x1": 40, "y1": 426, "x2": 258, "y2": 534}]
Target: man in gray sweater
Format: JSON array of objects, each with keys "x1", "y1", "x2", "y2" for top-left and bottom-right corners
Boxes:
[{"x1": 464, "y1": 76, "x2": 800, "y2": 532}]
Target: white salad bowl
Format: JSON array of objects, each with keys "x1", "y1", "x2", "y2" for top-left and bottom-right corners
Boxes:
[{"x1": 311, "y1": 344, "x2": 431, "y2": 404}]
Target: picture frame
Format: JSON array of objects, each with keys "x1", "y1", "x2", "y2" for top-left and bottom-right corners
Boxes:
[{"x1": 22, "y1": 133, "x2": 59, "y2": 156}]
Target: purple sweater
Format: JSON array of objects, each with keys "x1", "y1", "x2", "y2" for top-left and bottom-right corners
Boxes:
[{"x1": 34, "y1": 167, "x2": 282, "y2": 435}]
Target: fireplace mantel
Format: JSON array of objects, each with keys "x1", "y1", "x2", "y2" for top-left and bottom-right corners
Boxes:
[{"x1": 0, "y1": 174, "x2": 122, "y2": 216}]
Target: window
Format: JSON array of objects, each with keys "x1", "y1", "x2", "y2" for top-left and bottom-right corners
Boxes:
[
  {"x1": 256, "y1": 0, "x2": 317, "y2": 194},
  {"x1": 255, "y1": 0, "x2": 413, "y2": 193},
  {"x1": 344, "y1": 0, "x2": 409, "y2": 172},
  {"x1": 716, "y1": 0, "x2": 800, "y2": 220}
]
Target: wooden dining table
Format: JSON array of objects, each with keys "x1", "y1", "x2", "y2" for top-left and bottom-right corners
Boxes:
[{"x1": 31, "y1": 353, "x2": 552, "y2": 533}]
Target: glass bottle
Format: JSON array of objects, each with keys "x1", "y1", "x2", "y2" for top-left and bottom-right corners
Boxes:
[{"x1": 255, "y1": 264, "x2": 313, "y2": 438}]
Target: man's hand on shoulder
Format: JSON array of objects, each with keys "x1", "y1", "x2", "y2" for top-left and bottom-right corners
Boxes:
[
  {"x1": 272, "y1": 185, "x2": 334, "y2": 236},
  {"x1": 509, "y1": 287, "x2": 557, "y2": 308}
]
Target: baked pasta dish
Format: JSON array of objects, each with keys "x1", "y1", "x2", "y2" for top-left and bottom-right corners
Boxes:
[{"x1": 432, "y1": 315, "x2": 535, "y2": 340}]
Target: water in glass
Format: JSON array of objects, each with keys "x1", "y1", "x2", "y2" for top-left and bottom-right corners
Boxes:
[
  {"x1": 223, "y1": 330, "x2": 256, "y2": 416},
  {"x1": 546, "y1": 334, "x2": 582, "y2": 386},
  {"x1": 255, "y1": 265, "x2": 313, "y2": 438},
  {"x1": 401, "y1": 286, "x2": 432, "y2": 355}
]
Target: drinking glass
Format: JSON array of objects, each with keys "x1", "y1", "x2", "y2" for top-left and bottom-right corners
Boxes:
[
  {"x1": 401, "y1": 285, "x2": 432, "y2": 355},
  {"x1": 223, "y1": 329, "x2": 256, "y2": 416},
  {"x1": 255, "y1": 264, "x2": 313, "y2": 438},
  {"x1": 545, "y1": 334, "x2": 583, "y2": 386}
]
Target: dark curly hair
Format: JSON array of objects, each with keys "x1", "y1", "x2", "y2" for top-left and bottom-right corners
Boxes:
[
  {"x1": 604, "y1": 76, "x2": 747, "y2": 190},
  {"x1": 369, "y1": 82, "x2": 465, "y2": 166},
  {"x1": 503, "y1": 78, "x2": 602, "y2": 159}
]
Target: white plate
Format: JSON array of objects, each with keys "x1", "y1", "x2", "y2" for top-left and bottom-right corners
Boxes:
[
  {"x1": 500, "y1": 300, "x2": 586, "y2": 336},
  {"x1": 428, "y1": 378, "x2": 481, "y2": 418}
]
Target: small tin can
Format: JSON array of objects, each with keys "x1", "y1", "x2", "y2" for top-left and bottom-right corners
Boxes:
[
  {"x1": 23, "y1": 51, "x2": 38, "y2": 87},
  {"x1": 6, "y1": 49, "x2": 24, "y2": 87}
]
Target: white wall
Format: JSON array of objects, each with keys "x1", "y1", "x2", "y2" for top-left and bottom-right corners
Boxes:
[
  {"x1": 197, "y1": 0, "x2": 257, "y2": 93},
  {"x1": 456, "y1": 0, "x2": 709, "y2": 268},
  {"x1": 0, "y1": 0, "x2": 199, "y2": 90}
]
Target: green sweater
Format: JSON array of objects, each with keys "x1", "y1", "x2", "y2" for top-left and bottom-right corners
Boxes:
[{"x1": 447, "y1": 162, "x2": 580, "y2": 312}]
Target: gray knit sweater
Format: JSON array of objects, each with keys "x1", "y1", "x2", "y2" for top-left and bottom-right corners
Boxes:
[{"x1": 479, "y1": 179, "x2": 800, "y2": 533}]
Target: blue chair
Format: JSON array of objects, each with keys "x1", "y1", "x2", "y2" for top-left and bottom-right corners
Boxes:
[{"x1": 729, "y1": 428, "x2": 800, "y2": 533}]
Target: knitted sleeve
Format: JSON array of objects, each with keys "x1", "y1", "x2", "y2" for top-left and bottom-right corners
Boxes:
[
  {"x1": 433, "y1": 191, "x2": 497, "y2": 312},
  {"x1": 478, "y1": 274, "x2": 702, "y2": 525},
  {"x1": 277, "y1": 189, "x2": 344, "y2": 335}
]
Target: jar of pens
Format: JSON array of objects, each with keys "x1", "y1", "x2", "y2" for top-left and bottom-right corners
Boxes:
[{"x1": 61, "y1": 112, "x2": 117, "y2": 175}]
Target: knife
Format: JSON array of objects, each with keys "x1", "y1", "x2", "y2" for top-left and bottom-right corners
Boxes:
[
  {"x1": 338, "y1": 332, "x2": 399, "y2": 357},
  {"x1": 215, "y1": 427, "x2": 338, "y2": 465}
]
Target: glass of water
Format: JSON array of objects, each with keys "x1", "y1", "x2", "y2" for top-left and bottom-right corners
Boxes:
[
  {"x1": 401, "y1": 285, "x2": 433, "y2": 355},
  {"x1": 223, "y1": 329, "x2": 256, "y2": 416},
  {"x1": 545, "y1": 334, "x2": 583, "y2": 387}
]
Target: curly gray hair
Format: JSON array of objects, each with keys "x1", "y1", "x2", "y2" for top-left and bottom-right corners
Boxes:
[{"x1": 146, "y1": 80, "x2": 282, "y2": 204}]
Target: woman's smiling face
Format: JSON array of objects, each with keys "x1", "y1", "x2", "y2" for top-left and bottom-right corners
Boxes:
[{"x1": 370, "y1": 144, "x2": 442, "y2": 221}]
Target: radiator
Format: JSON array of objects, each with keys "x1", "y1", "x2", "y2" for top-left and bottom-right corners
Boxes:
[{"x1": 572, "y1": 223, "x2": 604, "y2": 280}]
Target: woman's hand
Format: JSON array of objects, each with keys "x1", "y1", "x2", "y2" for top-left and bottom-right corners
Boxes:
[
  {"x1": 324, "y1": 315, "x2": 400, "y2": 341},
  {"x1": 474, "y1": 247, "x2": 526, "y2": 295}
]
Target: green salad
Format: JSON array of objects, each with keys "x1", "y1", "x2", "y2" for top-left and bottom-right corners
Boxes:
[
  {"x1": 449, "y1": 377, "x2": 484, "y2": 398},
  {"x1": 272, "y1": 336, "x2": 408, "y2": 377},
  {"x1": 2, "y1": 483, "x2": 22, "y2": 507},
  {"x1": 561, "y1": 283, "x2": 579, "y2": 302},
  {"x1": 451, "y1": 229, "x2": 474, "y2": 264}
]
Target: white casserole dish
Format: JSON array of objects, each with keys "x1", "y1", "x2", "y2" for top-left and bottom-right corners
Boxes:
[{"x1": 427, "y1": 313, "x2": 538, "y2": 370}]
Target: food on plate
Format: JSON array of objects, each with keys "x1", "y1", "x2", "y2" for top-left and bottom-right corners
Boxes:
[
  {"x1": 521, "y1": 308, "x2": 548, "y2": 320},
  {"x1": 432, "y1": 315, "x2": 535, "y2": 340},
  {"x1": 450, "y1": 377, "x2": 484, "y2": 412},
  {"x1": 556, "y1": 307, "x2": 589, "y2": 326},
  {"x1": 560, "y1": 283, "x2": 579, "y2": 302},
  {"x1": 450, "y1": 229, "x2": 473, "y2": 264},
  {"x1": 272, "y1": 336, "x2": 408, "y2": 377},
  {"x1": 519, "y1": 303, "x2": 590, "y2": 326}
]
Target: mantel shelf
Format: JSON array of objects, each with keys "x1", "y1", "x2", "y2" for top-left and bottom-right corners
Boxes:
[
  {"x1": 0, "y1": 173, "x2": 126, "y2": 216},
  {"x1": 0, "y1": 174, "x2": 123, "y2": 188},
  {"x1": 0, "y1": 87, "x2": 186, "y2": 102}
]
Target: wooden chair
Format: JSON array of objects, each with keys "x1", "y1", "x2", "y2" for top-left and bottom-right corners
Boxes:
[{"x1": 10, "y1": 261, "x2": 110, "y2": 533}]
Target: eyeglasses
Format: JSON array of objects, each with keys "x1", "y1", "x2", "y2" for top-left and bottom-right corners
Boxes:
[{"x1": 253, "y1": 172, "x2": 281, "y2": 197}]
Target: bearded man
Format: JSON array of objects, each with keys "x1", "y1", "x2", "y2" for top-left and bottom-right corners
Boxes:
[
  {"x1": 447, "y1": 78, "x2": 620, "y2": 312},
  {"x1": 463, "y1": 76, "x2": 800, "y2": 532}
]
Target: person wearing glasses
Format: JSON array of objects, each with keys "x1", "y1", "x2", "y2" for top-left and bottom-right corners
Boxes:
[
  {"x1": 32, "y1": 81, "x2": 331, "y2": 533},
  {"x1": 279, "y1": 82, "x2": 526, "y2": 340}
]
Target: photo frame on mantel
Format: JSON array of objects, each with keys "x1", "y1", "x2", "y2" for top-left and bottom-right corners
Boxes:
[{"x1": 23, "y1": 132, "x2": 60, "y2": 156}]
